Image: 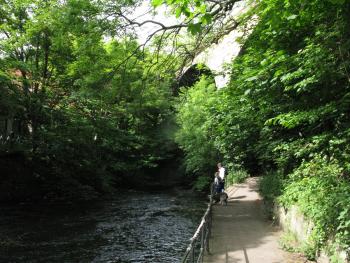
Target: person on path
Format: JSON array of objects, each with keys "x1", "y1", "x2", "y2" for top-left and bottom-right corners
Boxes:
[
  {"x1": 214, "y1": 172, "x2": 221, "y2": 194},
  {"x1": 217, "y1": 163, "x2": 225, "y2": 192}
]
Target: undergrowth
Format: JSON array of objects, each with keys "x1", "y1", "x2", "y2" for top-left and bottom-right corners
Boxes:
[
  {"x1": 226, "y1": 169, "x2": 249, "y2": 186},
  {"x1": 260, "y1": 156, "x2": 350, "y2": 262}
]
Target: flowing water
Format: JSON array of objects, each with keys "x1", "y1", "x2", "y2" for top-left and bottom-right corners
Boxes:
[{"x1": 0, "y1": 190, "x2": 207, "y2": 263}]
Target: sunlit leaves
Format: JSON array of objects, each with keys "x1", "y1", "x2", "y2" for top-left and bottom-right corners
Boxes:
[
  {"x1": 286, "y1": 14, "x2": 297, "y2": 20},
  {"x1": 152, "y1": 0, "x2": 213, "y2": 34},
  {"x1": 175, "y1": 76, "x2": 219, "y2": 176},
  {"x1": 151, "y1": 0, "x2": 163, "y2": 7},
  {"x1": 173, "y1": 0, "x2": 350, "y2": 252}
]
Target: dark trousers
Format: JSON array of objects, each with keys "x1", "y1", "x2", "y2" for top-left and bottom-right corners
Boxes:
[
  {"x1": 219, "y1": 180, "x2": 225, "y2": 192},
  {"x1": 215, "y1": 183, "x2": 221, "y2": 194}
]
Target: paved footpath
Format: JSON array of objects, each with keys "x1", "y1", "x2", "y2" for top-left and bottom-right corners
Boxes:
[{"x1": 203, "y1": 177, "x2": 308, "y2": 263}]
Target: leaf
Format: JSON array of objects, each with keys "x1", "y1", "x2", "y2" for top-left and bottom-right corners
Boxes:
[
  {"x1": 151, "y1": 0, "x2": 163, "y2": 7},
  {"x1": 201, "y1": 14, "x2": 212, "y2": 25},
  {"x1": 182, "y1": 6, "x2": 191, "y2": 17},
  {"x1": 199, "y1": 4, "x2": 207, "y2": 14},
  {"x1": 175, "y1": 7, "x2": 182, "y2": 18},
  {"x1": 244, "y1": 89, "x2": 251, "y2": 96},
  {"x1": 327, "y1": 0, "x2": 346, "y2": 4},
  {"x1": 286, "y1": 14, "x2": 298, "y2": 20},
  {"x1": 187, "y1": 23, "x2": 201, "y2": 34},
  {"x1": 260, "y1": 58, "x2": 268, "y2": 66},
  {"x1": 244, "y1": 76, "x2": 258, "y2": 82}
]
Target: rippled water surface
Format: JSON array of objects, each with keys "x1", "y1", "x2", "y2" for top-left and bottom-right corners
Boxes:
[{"x1": 0, "y1": 190, "x2": 207, "y2": 263}]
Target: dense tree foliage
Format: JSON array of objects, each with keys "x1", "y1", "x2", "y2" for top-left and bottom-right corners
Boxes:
[
  {"x1": 0, "y1": 0, "x2": 178, "y2": 201},
  {"x1": 173, "y1": 0, "x2": 350, "y2": 259},
  {"x1": 174, "y1": 76, "x2": 219, "y2": 189},
  {"x1": 1, "y1": 0, "x2": 350, "y2": 258}
]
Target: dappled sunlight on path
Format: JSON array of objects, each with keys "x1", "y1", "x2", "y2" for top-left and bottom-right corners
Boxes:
[{"x1": 203, "y1": 178, "x2": 309, "y2": 263}]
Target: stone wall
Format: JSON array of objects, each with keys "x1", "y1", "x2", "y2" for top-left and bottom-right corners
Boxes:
[{"x1": 275, "y1": 205, "x2": 349, "y2": 263}]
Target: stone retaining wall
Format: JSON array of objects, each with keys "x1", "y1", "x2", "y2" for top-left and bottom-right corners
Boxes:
[{"x1": 275, "y1": 205, "x2": 349, "y2": 263}]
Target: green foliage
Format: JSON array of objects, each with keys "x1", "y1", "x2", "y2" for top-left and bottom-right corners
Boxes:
[
  {"x1": 259, "y1": 172, "x2": 284, "y2": 204},
  {"x1": 279, "y1": 230, "x2": 316, "y2": 261},
  {"x1": 2, "y1": 1, "x2": 350, "y2": 258},
  {"x1": 226, "y1": 169, "x2": 249, "y2": 185},
  {"x1": 175, "y1": 76, "x2": 219, "y2": 176},
  {"x1": 172, "y1": 0, "x2": 350, "y2": 259},
  {"x1": 279, "y1": 230, "x2": 300, "y2": 253},
  {"x1": 0, "y1": 0, "x2": 177, "y2": 201},
  {"x1": 279, "y1": 230, "x2": 317, "y2": 260},
  {"x1": 193, "y1": 175, "x2": 212, "y2": 191},
  {"x1": 151, "y1": 0, "x2": 212, "y2": 34},
  {"x1": 279, "y1": 156, "x2": 350, "y2": 254}
]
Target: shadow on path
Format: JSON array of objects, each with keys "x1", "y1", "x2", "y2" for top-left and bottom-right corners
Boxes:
[
  {"x1": 229, "y1": 195, "x2": 246, "y2": 200},
  {"x1": 203, "y1": 178, "x2": 306, "y2": 263}
]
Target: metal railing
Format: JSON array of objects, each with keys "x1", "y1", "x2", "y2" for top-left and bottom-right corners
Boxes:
[{"x1": 181, "y1": 184, "x2": 214, "y2": 263}]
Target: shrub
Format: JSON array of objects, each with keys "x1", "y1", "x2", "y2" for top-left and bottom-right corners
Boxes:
[
  {"x1": 193, "y1": 175, "x2": 212, "y2": 191},
  {"x1": 226, "y1": 169, "x2": 249, "y2": 186},
  {"x1": 259, "y1": 171, "x2": 284, "y2": 204},
  {"x1": 279, "y1": 156, "x2": 350, "y2": 260}
]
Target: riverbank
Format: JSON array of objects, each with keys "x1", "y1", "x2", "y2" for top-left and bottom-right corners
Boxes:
[{"x1": 0, "y1": 151, "x2": 192, "y2": 203}]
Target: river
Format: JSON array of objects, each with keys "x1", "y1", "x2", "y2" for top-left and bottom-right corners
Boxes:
[{"x1": 0, "y1": 189, "x2": 207, "y2": 263}]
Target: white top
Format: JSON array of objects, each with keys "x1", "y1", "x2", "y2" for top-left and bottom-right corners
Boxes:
[{"x1": 219, "y1": 167, "x2": 225, "y2": 180}]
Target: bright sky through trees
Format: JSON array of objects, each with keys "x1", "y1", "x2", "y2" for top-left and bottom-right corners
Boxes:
[{"x1": 131, "y1": 0, "x2": 250, "y2": 88}]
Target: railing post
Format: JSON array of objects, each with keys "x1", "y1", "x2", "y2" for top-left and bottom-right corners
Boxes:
[
  {"x1": 205, "y1": 224, "x2": 208, "y2": 254},
  {"x1": 192, "y1": 245, "x2": 195, "y2": 263},
  {"x1": 209, "y1": 205, "x2": 212, "y2": 238},
  {"x1": 181, "y1": 181, "x2": 213, "y2": 263},
  {"x1": 206, "y1": 204, "x2": 211, "y2": 254},
  {"x1": 200, "y1": 226, "x2": 204, "y2": 262}
]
